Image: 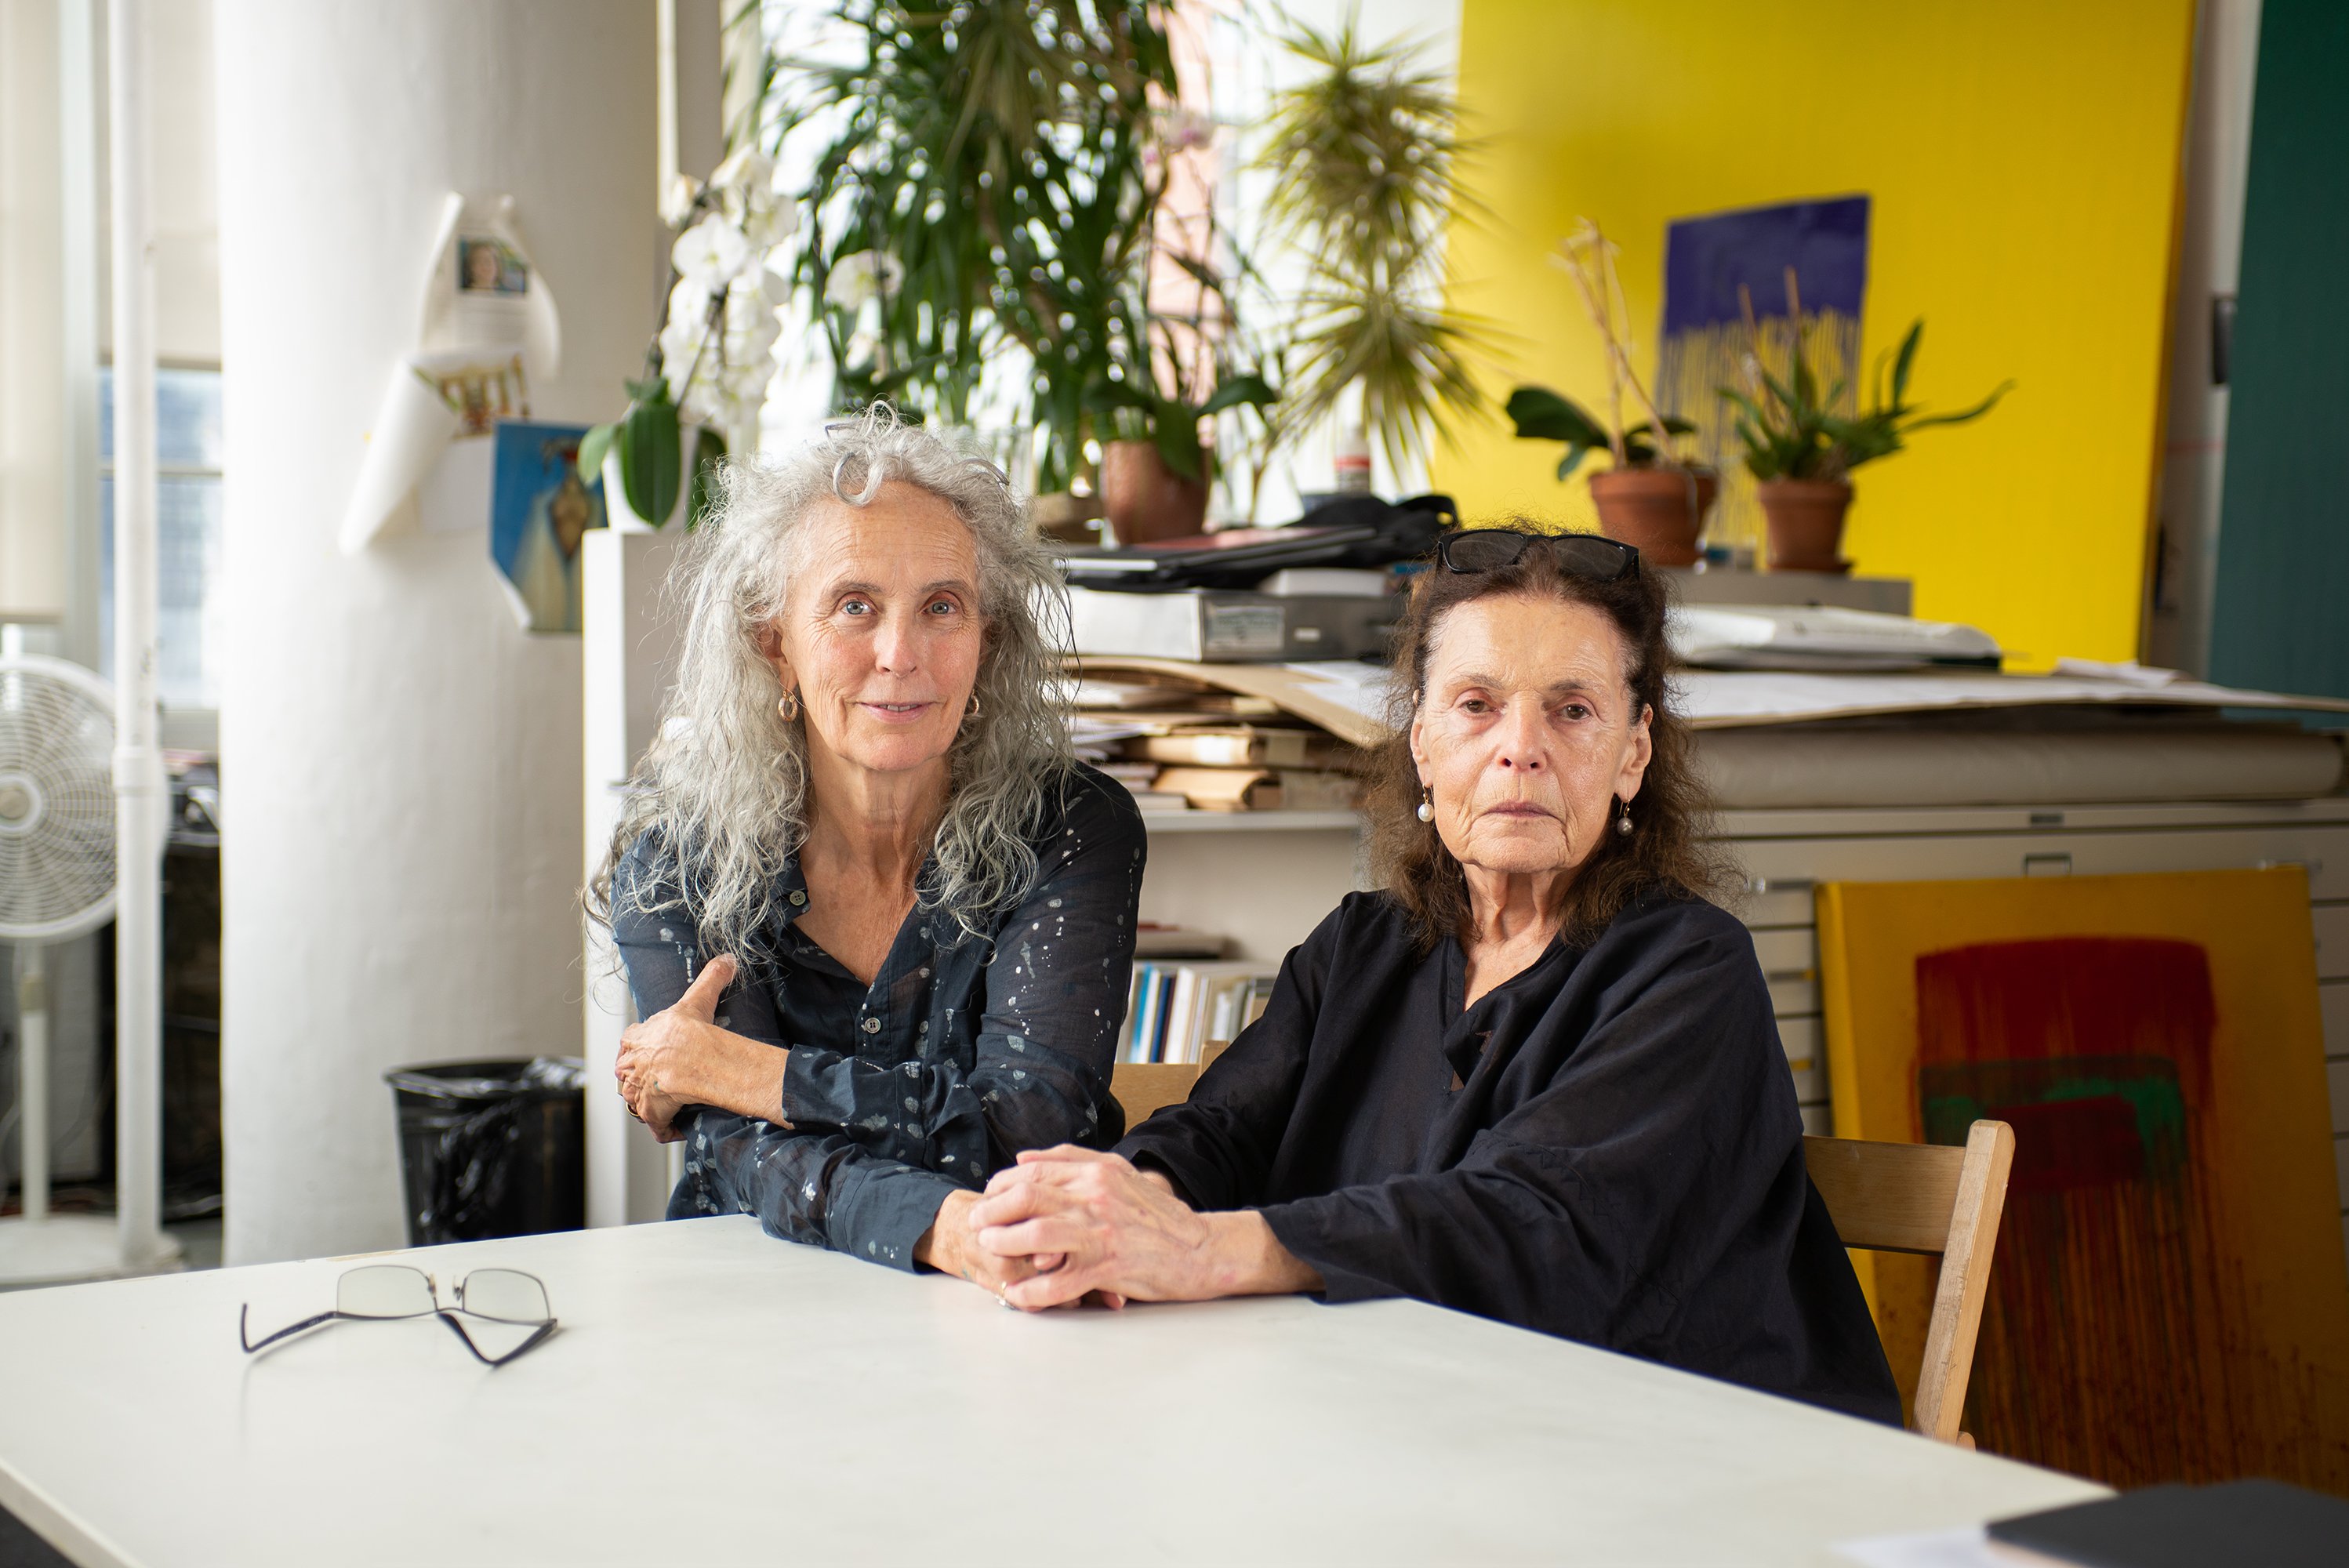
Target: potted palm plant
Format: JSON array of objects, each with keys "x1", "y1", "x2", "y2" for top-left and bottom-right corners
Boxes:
[
  {"x1": 1719, "y1": 272, "x2": 2010, "y2": 571},
  {"x1": 1509, "y1": 222, "x2": 1711, "y2": 565},
  {"x1": 766, "y1": 0, "x2": 1176, "y2": 494},
  {"x1": 1248, "y1": 16, "x2": 1486, "y2": 510}
]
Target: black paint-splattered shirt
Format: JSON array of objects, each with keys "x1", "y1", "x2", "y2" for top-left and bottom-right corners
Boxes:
[{"x1": 610, "y1": 764, "x2": 1144, "y2": 1271}]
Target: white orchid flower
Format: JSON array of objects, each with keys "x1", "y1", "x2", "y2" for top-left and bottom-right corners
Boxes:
[
  {"x1": 824, "y1": 249, "x2": 906, "y2": 311},
  {"x1": 660, "y1": 172, "x2": 706, "y2": 228},
  {"x1": 710, "y1": 145, "x2": 775, "y2": 198},
  {"x1": 741, "y1": 200, "x2": 799, "y2": 251},
  {"x1": 673, "y1": 212, "x2": 752, "y2": 288},
  {"x1": 667, "y1": 275, "x2": 715, "y2": 330}
]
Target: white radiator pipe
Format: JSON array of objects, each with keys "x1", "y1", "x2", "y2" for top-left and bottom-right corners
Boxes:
[
  {"x1": 107, "y1": 0, "x2": 169, "y2": 1270},
  {"x1": 17, "y1": 949, "x2": 47, "y2": 1224}
]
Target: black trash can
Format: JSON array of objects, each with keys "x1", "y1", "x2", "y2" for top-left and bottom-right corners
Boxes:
[{"x1": 385, "y1": 1058, "x2": 586, "y2": 1245}]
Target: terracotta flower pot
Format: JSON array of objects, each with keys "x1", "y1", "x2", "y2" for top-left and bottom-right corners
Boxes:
[
  {"x1": 1755, "y1": 478, "x2": 1855, "y2": 572},
  {"x1": 1588, "y1": 466, "x2": 1716, "y2": 568},
  {"x1": 1100, "y1": 440, "x2": 1208, "y2": 545}
]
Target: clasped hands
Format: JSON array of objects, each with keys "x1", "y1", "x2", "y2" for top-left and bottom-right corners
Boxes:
[
  {"x1": 615, "y1": 955, "x2": 789, "y2": 1142},
  {"x1": 944, "y1": 1147, "x2": 1320, "y2": 1311}
]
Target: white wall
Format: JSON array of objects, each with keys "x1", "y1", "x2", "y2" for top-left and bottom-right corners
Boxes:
[{"x1": 216, "y1": 0, "x2": 657, "y2": 1264}]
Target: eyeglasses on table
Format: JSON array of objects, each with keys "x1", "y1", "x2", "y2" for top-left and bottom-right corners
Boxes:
[{"x1": 238, "y1": 1264, "x2": 557, "y2": 1368}]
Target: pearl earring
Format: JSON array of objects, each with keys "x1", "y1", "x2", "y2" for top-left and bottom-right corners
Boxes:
[
  {"x1": 778, "y1": 688, "x2": 801, "y2": 722},
  {"x1": 1615, "y1": 800, "x2": 1634, "y2": 836},
  {"x1": 1417, "y1": 786, "x2": 1434, "y2": 823}
]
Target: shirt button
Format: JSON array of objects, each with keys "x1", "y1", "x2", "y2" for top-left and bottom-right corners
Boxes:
[
  {"x1": 862, "y1": 1016, "x2": 880, "y2": 1034},
  {"x1": 789, "y1": 890, "x2": 807, "y2": 906}
]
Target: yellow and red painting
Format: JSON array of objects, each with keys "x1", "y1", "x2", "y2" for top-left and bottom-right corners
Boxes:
[{"x1": 1817, "y1": 868, "x2": 2349, "y2": 1490}]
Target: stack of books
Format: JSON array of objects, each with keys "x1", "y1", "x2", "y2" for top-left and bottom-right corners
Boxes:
[
  {"x1": 1069, "y1": 672, "x2": 1366, "y2": 814},
  {"x1": 1122, "y1": 960, "x2": 1279, "y2": 1064}
]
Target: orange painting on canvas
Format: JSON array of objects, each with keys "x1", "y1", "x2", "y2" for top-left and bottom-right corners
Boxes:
[{"x1": 1817, "y1": 868, "x2": 2349, "y2": 1490}]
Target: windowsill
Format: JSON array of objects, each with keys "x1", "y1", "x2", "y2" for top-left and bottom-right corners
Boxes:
[{"x1": 160, "y1": 706, "x2": 218, "y2": 754}]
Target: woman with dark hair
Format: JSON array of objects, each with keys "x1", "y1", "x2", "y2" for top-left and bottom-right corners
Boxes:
[{"x1": 965, "y1": 526, "x2": 1901, "y2": 1423}]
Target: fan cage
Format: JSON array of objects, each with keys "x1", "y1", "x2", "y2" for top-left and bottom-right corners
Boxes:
[{"x1": 0, "y1": 654, "x2": 118, "y2": 943}]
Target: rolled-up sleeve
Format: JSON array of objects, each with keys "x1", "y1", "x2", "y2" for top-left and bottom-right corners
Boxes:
[
  {"x1": 775, "y1": 773, "x2": 1144, "y2": 1181},
  {"x1": 610, "y1": 840, "x2": 958, "y2": 1266}
]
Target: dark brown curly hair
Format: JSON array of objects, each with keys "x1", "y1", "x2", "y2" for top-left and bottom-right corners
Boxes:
[{"x1": 1364, "y1": 524, "x2": 1731, "y2": 951}]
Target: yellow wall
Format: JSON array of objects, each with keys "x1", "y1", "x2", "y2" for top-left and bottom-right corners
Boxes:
[{"x1": 1435, "y1": 0, "x2": 2195, "y2": 666}]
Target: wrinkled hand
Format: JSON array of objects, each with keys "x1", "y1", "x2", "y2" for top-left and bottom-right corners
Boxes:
[
  {"x1": 968, "y1": 1146, "x2": 1223, "y2": 1310},
  {"x1": 617, "y1": 955, "x2": 786, "y2": 1135},
  {"x1": 917, "y1": 1190, "x2": 1073, "y2": 1304}
]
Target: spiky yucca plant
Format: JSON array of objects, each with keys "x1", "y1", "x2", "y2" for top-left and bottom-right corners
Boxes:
[{"x1": 1254, "y1": 17, "x2": 1487, "y2": 480}]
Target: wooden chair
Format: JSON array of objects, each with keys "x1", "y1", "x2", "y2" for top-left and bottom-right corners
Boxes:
[
  {"x1": 1110, "y1": 1063, "x2": 1200, "y2": 1125},
  {"x1": 1803, "y1": 1120, "x2": 2017, "y2": 1446},
  {"x1": 1109, "y1": 1042, "x2": 1230, "y2": 1127}
]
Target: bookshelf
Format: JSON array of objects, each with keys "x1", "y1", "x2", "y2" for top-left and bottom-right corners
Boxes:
[{"x1": 1140, "y1": 808, "x2": 1364, "y2": 834}]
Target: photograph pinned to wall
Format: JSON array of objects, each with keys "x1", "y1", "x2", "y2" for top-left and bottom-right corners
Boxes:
[
  {"x1": 1655, "y1": 195, "x2": 1870, "y2": 557},
  {"x1": 458, "y1": 236, "x2": 528, "y2": 296},
  {"x1": 489, "y1": 421, "x2": 605, "y2": 633},
  {"x1": 1816, "y1": 866, "x2": 2349, "y2": 1493}
]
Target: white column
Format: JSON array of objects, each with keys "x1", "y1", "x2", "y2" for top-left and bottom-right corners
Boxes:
[
  {"x1": 582, "y1": 528, "x2": 681, "y2": 1228},
  {"x1": 215, "y1": 0, "x2": 658, "y2": 1264}
]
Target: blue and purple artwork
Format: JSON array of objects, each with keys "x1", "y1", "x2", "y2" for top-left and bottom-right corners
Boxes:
[{"x1": 1655, "y1": 196, "x2": 1871, "y2": 553}]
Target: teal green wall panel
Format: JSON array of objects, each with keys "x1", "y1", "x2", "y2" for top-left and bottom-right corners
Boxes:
[{"x1": 2211, "y1": 0, "x2": 2349, "y2": 700}]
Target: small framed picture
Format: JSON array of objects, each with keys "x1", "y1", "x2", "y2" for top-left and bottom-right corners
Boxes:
[
  {"x1": 490, "y1": 421, "x2": 606, "y2": 633},
  {"x1": 458, "y1": 236, "x2": 529, "y2": 295}
]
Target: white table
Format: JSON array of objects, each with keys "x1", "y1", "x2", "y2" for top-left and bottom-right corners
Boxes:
[{"x1": 0, "y1": 1218, "x2": 2103, "y2": 1566}]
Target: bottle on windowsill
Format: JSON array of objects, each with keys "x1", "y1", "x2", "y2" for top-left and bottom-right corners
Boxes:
[{"x1": 1332, "y1": 424, "x2": 1372, "y2": 497}]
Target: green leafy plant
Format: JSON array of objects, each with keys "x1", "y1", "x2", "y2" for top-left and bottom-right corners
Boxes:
[
  {"x1": 1505, "y1": 387, "x2": 1691, "y2": 478},
  {"x1": 1089, "y1": 370, "x2": 1280, "y2": 485},
  {"x1": 765, "y1": 0, "x2": 1177, "y2": 492},
  {"x1": 1718, "y1": 274, "x2": 2010, "y2": 482},
  {"x1": 1254, "y1": 16, "x2": 1487, "y2": 480}
]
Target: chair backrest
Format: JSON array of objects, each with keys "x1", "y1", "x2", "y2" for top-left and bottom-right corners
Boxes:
[
  {"x1": 1803, "y1": 1119, "x2": 2016, "y2": 1446},
  {"x1": 1110, "y1": 1063, "x2": 1200, "y2": 1126},
  {"x1": 1109, "y1": 1043, "x2": 1230, "y2": 1127}
]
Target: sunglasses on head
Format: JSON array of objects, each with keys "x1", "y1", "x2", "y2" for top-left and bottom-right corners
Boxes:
[{"x1": 1436, "y1": 529, "x2": 1640, "y2": 581}]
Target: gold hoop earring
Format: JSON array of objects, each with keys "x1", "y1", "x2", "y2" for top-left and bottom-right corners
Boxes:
[
  {"x1": 966, "y1": 691, "x2": 982, "y2": 722},
  {"x1": 779, "y1": 689, "x2": 801, "y2": 722}
]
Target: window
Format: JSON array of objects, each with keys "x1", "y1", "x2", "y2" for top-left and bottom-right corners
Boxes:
[{"x1": 99, "y1": 365, "x2": 223, "y2": 713}]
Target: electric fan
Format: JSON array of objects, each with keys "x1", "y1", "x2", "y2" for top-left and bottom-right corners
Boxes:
[{"x1": 0, "y1": 650, "x2": 125, "y2": 1283}]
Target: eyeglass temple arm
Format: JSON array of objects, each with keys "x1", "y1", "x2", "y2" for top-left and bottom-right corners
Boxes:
[
  {"x1": 238, "y1": 1302, "x2": 340, "y2": 1354},
  {"x1": 434, "y1": 1310, "x2": 558, "y2": 1368}
]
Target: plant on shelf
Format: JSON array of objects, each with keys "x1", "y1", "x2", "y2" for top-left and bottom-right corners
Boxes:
[
  {"x1": 1087, "y1": 335, "x2": 1280, "y2": 543},
  {"x1": 764, "y1": 0, "x2": 1177, "y2": 496},
  {"x1": 1718, "y1": 270, "x2": 2010, "y2": 570},
  {"x1": 1507, "y1": 221, "x2": 1712, "y2": 566},
  {"x1": 579, "y1": 147, "x2": 795, "y2": 528},
  {"x1": 1251, "y1": 15, "x2": 1486, "y2": 504}
]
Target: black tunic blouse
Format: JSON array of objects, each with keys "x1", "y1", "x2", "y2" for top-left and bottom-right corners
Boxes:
[
  {"x1": 1116, "y1": 887, "x2": 1902, "y2": 1424},
  {"x1": 610, "y1": 764, "x2": 1144, "y2": 1272}
]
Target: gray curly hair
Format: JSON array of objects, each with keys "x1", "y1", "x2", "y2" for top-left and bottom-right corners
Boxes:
[{"x1": 588, "y1": 405, "x2": 1075, "y2": 954}]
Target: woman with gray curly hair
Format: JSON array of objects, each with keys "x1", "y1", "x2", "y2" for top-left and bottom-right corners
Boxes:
[{"x1": 590, "y1": 408, "x2": 1143, "y2": 1293}]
